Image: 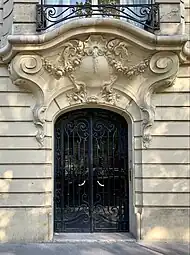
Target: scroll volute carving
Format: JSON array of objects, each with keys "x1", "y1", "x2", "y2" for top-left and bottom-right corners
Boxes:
[
  {"x1": 9, "y1": 54, "x2": 46, "y2": 146},
  {"x1": 139, "y1": 52, "x2": 179, "y2": 148},
  {"x1": 9, "y1": 35, "x2": 179, "y2": 148}
]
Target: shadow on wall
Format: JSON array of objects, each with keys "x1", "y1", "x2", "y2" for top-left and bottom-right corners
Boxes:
[
  {"x1": 141, "y1": 208, "x2": 190, "y2": 241},
  {"x1": 0, "y1": 82, "x2": 189, "y2": 242},
  {"x1": 0, "y1": 82, "x2": 51, "y2": 243},
  {"x1": 0, "y1": 169, "x2": 51, "y2": 242}
]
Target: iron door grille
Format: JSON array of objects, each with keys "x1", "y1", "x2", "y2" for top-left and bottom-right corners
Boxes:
[{"x1": 54, "y1": 109, "x2": 129, "y2": 232}]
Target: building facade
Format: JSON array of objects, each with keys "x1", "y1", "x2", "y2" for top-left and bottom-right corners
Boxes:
[{"x1": 0, "y1": 0, "x2": 189, "y2": 243}]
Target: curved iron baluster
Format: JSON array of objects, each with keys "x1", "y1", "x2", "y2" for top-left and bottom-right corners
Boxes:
[{"x1": 36, "y1": 3, "x2": 160, "y2": 32}]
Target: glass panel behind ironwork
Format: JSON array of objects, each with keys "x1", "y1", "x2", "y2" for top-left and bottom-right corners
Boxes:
[
  {"x1": 37, "y1": 0, "x2": 159, "y2": 32},
  {"x1": 54, "y1": 109, "x2": 129, "y2": 232}
]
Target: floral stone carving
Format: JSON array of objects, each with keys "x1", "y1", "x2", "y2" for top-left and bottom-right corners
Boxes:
[
  {"x1": 9, "y1": 34, "x2": 179, "y2": 148},
  {"x1": 42, "y1": 35, "x2": 150, "y2": 105}
]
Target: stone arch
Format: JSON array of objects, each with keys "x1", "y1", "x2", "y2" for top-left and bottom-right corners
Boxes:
[
  {"x1": 8, "y1": 33, "x2": 179, "y2": 148},
  {"x1": 7, "y1": 21, "x2": 181, "y2": 239},
  {"x1": 45, "y1": 90, "x2": 143, "y2": 239}
]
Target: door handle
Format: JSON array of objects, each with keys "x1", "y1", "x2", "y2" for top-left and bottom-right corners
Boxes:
[
  {"x1": 97, "y1": 180, "x2": 104, "y2": 187},
  {"x1": 78, "y1": 180, "x2": 86, "y2": 187}
]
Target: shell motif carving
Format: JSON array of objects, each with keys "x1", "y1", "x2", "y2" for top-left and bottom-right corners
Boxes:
[
  {"x1": 9, "y1": 38, "x2": 179, "y2": 149},
  {"x1": 42, "y1": 35, "x2": 150, "y2": 105}
]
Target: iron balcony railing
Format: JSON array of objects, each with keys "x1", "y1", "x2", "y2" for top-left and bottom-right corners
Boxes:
[{"x1": 36, "y1": 1, "x2": 160, "y2": 32}]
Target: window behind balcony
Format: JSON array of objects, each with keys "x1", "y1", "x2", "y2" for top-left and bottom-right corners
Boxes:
[{"x1": 38, "y1": 0, "x2": 157, "y2": 32}]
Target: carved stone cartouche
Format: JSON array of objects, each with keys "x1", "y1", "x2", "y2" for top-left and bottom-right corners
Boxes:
[{"x1": 9, "y1": 35, "x2": 179, "y2": 148}]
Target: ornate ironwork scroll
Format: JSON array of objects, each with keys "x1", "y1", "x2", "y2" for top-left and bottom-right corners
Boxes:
[
  {"x1": 54, "y1": 108, "x2": 129, "y2": 232},
  {"x1": 36, "y1": 1, "x2": 160, "y2": 32}
]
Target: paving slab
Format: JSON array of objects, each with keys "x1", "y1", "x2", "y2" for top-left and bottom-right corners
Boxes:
[
  {"x1": 0, "y1": 234, "x2": 189, "y2": 255},
  {"x1": 0, "y1": 242, "x2": 162, "y2": 255},
  {"x1": 54, "y1": 232, "x2": 135, "y2": 242},
  {"x1": 139, "y1": 242, "x2": 190, "y2": 255}
]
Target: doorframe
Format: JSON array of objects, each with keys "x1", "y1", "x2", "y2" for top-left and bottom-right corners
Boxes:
[{"x1": 50, "y1": 103, "x2": 140, "y2": 240}]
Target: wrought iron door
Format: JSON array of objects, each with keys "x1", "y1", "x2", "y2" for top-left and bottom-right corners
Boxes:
[{"x1": 54, "y1": 109, "x2": 129, "y2": 233}]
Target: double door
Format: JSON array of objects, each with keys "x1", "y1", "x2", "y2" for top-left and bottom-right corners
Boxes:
[{"x1": 54, "y1": 109, "x2": 129, "y2": 232}]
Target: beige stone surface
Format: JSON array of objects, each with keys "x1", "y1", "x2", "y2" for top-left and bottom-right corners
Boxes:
[
  {"x1": 0, "y1": 93, "x2": 34, "y2": 106},
  {"x1": 0, "y1": 67, "x2": 9, "y2": 77},
  {"x1": 184, "y1": 0, "x2": 190, "y2": 7},
  {"x1": 0, "y1": 164, "x2": 52, "y2": 178},
  {"x1": 136, "y1": 193, "x2": 190, "y2": 206},
  {"x1": 155, "y1": 23, "x2": 182, "y2": 35},
  {"x1": 13, "y1": 23, "x2": 36, "y2": 35},
  {"x1": 46, "y1": 100, "x2": 60, "y2": 122},
  {"x1": 0, "y1": 208, "x2": 50, "y2": 242},
  {"x1": 135, "y1": 136, "x2": 190, "y2": 149},
  {"x1": 135, "y1": 179, "x2": 190, "y2": 192},
  {"x1": 185, "y1": 24, "x2": 190, "y2": 39},
  {"x1": 0, "y1": 150, "x2": 52, "y2": 164},
  {"x1": 155, "y1": 107, "x2": 190, "y2": 120},
  {"x1": 141, "y1": 208, "x2": 190, "y2": 241},
  {"x1": 185, "y1": 7, "x2": 190, "y2": 22},
  {"x1": 0, "y1": 77, "x2": 27, "y2": 92},
  {"x1": 152, "y1": 121, "x2": 190, "y2": 135},
  {"x1": 133, "y1": 122, "x2": 142, "y2": 137},
  {"x1": 13, "y1": 4, "x2": 36, "y2": 22},
  {"x1": 0, "y1": 179, "x2": 52, "y2": 193},
  {"x1": 160, "y1": 4, "x2": 181, "y2": 22},
  {"x1": 164, "y1": 77, "x2": 190, "y2": 91},
  {"x1": 0, "y1": 193, "x2": 51, "y2": 207},
  {"x1": 0, "y1": 107, "x2": 33, "y2": 121},
  {"x1": 45, "y1": 122, "x2": 53, "y2": 137},
  {"x1": 0, "y1": 122, "x2": 38, "y2": 136},
  {"x1": 0, "y1": 137, "x2": 51, "y2": 149},
  {"x1": 152, "y1": 93, "x2": 190, "y2": 106},
  {"x1": 140, "y1": 149, "x2": 189, "y2": 164},
  {"x1": 177, "y1": 67, "x2": 190, "y2": 77},
  {"x1": 135, "y1": 164, "x2": 190, "y2": 178},
  {"x1": 0, "y1": 0, "x2": 189, "y2": 243}
]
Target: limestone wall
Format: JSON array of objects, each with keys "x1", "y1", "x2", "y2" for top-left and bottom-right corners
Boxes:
[
  {"x1": 0, "y1": 0, "x2": 13, "y2": 48},
  {"x1": 0, "y1": 0, "x2": 189, "y2": 244},
  {"x1": 0, "y1": 65, "x2": 52, "y2": 242},
  {"x1": 139, "y1": 66, "x2": 190, "y2": 241},
  {"x1": 184, "y1": 0, "x2": 190, "y2": 38}
]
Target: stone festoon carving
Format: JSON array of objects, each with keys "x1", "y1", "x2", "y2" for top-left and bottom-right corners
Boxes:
[
  {"x1": 9, "y1": 34, "x2": 179, "y2": 147},
  {"x1": 43, "y1": 35, "x2": 150, "y2": 105}
]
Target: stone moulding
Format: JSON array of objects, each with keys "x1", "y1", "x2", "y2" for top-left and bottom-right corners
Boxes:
[{"x1": 4, "y1": 19, "x2": 181, "y2": 147}]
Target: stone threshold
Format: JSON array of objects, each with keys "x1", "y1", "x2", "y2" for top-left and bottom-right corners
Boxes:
[{"x1": 53, "y1": 233, "x2": 136, "y2": 243}]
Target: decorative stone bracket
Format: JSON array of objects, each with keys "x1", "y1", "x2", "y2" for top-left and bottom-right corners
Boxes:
[{"x1": 8, "y1": 29, "x2": 179, "y2": 147}]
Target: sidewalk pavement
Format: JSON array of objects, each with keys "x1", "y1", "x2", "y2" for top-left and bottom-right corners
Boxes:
[{"x1": 0, "y1": 241, "x2": 189, "y2": 255}]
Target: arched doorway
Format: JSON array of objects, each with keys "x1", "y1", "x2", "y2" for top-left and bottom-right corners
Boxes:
[{"x1": 54, "y1": 108, "x2": 129, "y2": 233}]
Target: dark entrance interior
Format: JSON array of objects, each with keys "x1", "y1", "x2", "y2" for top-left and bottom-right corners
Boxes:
[{"x1": 54, "y1": 108, "x2": 129, "y2": 233}]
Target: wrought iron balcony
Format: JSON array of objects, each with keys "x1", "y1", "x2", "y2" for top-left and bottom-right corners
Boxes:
[{"x1": 36, "y1": 1, "x2": 160, "y2": 33}]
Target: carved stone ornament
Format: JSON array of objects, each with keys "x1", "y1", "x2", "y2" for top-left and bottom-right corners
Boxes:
[
  {"x1": 8, "y1": 33, "x2": 179, "y2": 148},
  {"x1": 139, "y1": 52, "x2": 179, "y2": 147},
  {"x1": 42, "y1": 35, "x2": 150, "y2": 106}
]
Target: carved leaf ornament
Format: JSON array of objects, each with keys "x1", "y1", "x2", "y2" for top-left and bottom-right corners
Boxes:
[
  {"x1": 43, "y1": 35, "x2": 150, "y2": 105},
  {"x1": 9, "y1": 34, "x2": 179, "y2": 148}
]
